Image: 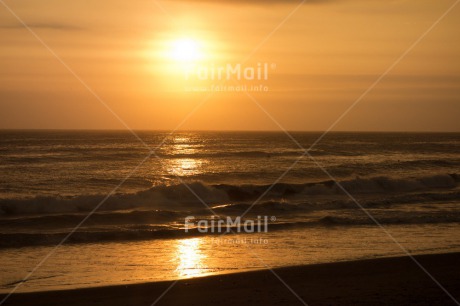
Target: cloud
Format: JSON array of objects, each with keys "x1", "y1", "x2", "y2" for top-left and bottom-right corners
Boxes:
[
  {"x1": 0, "y1": 22, "x2": 83, "y2": 31},
  {"x1": 163, "y1": 0, "x2": 334, "y2": 4}
]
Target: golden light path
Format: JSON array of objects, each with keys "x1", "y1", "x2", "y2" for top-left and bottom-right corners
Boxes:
[
  {"x1": 169, "y1": 158, "x2": 203, "y2": 176},
  {"x1": 166, "y1": 136, "x2": 204, "y2": 176},
  {"x1": 175, "y1": 238, "x2": 207, "y2": 277}
]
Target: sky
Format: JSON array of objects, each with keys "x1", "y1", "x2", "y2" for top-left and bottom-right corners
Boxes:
[{"x1": 0, "y1": 0, "x2": 459, "y2": 131}]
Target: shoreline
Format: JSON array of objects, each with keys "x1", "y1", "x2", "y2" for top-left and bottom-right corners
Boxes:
[{"x1": 1, "y1": 252, "x2": 459, "y2": 306}]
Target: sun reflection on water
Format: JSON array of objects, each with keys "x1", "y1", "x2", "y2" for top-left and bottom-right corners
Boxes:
[
  {"x1": 175, "y1": 238, "x2": 207, "y2": 278},
  {"x1": 167, "y1": 136, "x2": 205, "y2": 177},
  {"x1": 169, "y1": 158, "x2": 203, "y2": 176}
]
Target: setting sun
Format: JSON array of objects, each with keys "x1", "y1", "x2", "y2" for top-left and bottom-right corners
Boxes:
[{"x1": 170, "y1": 38, "x2": 203, "y2": 62}]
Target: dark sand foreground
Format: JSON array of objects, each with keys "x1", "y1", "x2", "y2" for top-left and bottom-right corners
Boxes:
[{"x1": 2, "y1": 252, "x2": 459, "y2": 306}]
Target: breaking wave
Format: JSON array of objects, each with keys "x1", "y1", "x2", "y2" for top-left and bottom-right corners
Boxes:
[
  {"x1": 0, "y1": 173, "x2": 458, "y2": 215},
  {"x1": 1, "y1": 211, "x2": 460, "y2": 248}
]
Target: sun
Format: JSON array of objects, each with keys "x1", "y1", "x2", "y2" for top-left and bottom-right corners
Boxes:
[{"x1": 170, "y1": 38, "x2": 203, "y2": 62}]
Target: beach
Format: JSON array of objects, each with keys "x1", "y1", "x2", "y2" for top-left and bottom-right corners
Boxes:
[
  {"x1": 1, "y1": 131, "x2": 460, "y2": 296},
  {"x1": 2, "y1": 252, "x2": 459, "y2": 306}
]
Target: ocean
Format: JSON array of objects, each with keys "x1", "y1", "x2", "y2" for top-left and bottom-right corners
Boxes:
[{"x1": 1, "y1": 130, "x2": 459, "y2": 292}]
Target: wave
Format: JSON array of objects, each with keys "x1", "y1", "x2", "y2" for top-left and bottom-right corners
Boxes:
[
  {"x1": 214, "y1": 173, "x2": 459, "y2": 200},
  {"x1": 2, "y1": 149, "x2": 312, "y2": 164},
  {"x1": 1, "y1": 212, "x2": 460, "y2": 248},
  {"x1": 0, "y1": 210, "x2": 188, "y2": 229},
  {"x1": 0, "y1": 173, "x2": 458, "y2": 216},
  {"x1": 1, "y1": 189, "x2": 458, "y2": 238},
  {"x1": 165, "y1": 150, "x2": 305, "y2": 159},
  {"x1": 331, "y1": 173, "x2": 458, "y2": 195},
  {"x1": 0, "y1": 182, "x2": 228, "y2": 215}
]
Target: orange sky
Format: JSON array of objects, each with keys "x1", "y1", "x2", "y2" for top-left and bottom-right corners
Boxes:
[{"x1": 0, "y1": 0, "x2": 459, "y2": 131}]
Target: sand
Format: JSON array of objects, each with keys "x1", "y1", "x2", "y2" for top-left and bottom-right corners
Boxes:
[{"x1": 1, "y1": 252, "x2": 459, "y2": 306}]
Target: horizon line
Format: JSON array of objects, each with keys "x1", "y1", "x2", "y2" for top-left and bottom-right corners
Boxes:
[{"x1": 0, "y1": 128, "x2": 459, "y2": 133}]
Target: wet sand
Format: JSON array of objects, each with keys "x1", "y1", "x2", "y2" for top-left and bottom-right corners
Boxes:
[{"x1": 1, "y1": 252, "x2": 459, "y2": 306}]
